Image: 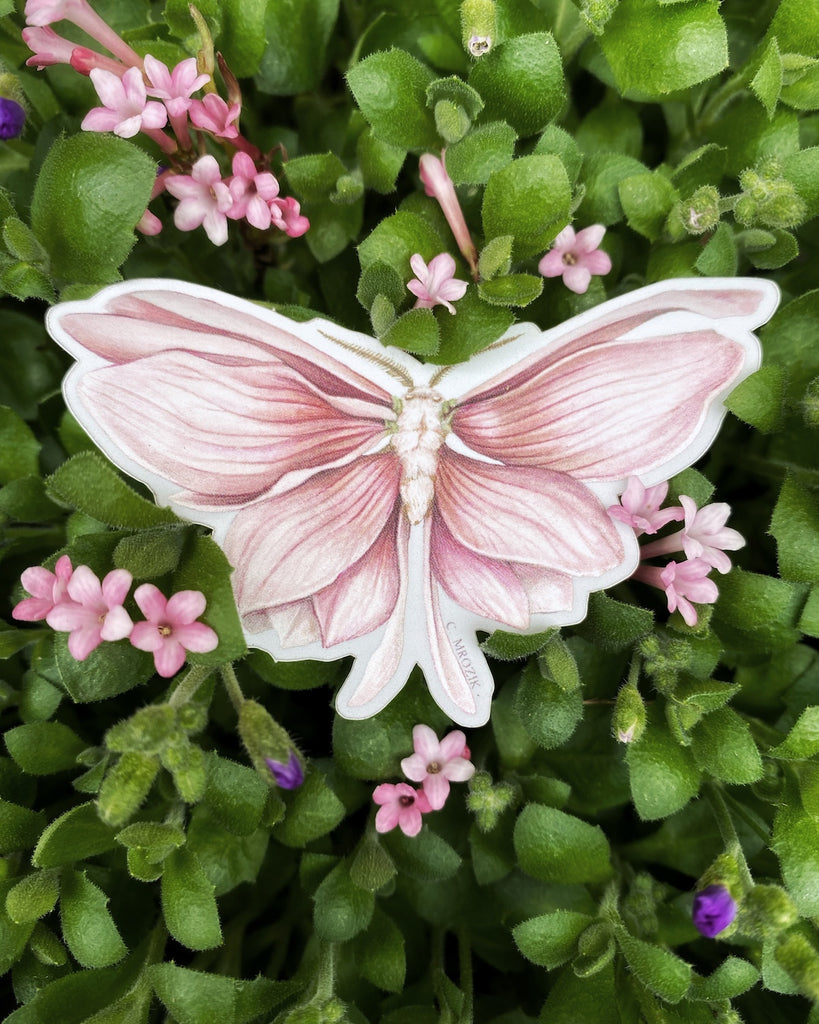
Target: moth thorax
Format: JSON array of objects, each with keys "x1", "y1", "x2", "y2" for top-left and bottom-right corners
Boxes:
[{"x1": 393, "y1": 387, "x2": 446, "y2": 525}]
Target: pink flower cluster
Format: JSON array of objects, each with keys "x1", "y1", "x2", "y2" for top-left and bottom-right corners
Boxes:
[
  {"x1": 608, "y1": 477, "x2": 745, "y2": 627},
  {"x1": 22, "y1": 0, "x2": 309, "y2": 246},
  {"x1": 12, "y1": 555, "x2": 218, "y2": 676},
  {"x1": 372, "y1": 724, "x2": 475, "y2": 837}
]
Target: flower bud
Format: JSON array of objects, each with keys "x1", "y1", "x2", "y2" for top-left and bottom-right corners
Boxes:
[
  {"x1": 105, "y1": 704, "x2": 177, "y2": 755},
  {"x1": 735, "y1": 166, "x2": 807, "y2": 228},
  {"x1": 160, "y1": 736, "x2": 206, "y2": 803},
  {"x1": 460, "y1": 0, "x2": 496, "y2": 56},
  {"x1": 613, "y1": 682, "x2": 646, "y2": 744},
  {"x1": 692, "y1": 884, "x2": 737, "y2": 938},
  {"x1": 0, "y1": 86, "x2": 25, "y2": 141},
  {"x1": 97, "y1": 751, "x2": 158, "y2": 827},
  {"x1": 675, "y1": 186, "x2": 721, "y2": 235},
  {"x1": 238, "y1": 699, "x2": 303, "y2": 787},
  {"x1": 580, "y1": 0, "x2": 619, "y2": 34},
  {"x1": 466, "y1": 770, "x2": 515, "y2": 831}
]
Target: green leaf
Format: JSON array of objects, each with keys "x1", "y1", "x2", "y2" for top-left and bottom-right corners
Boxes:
[
  {"x1": 688, "y1": 957, "x2": 760, "y2": 1000},
  {"x1": 540, "y1": 962, "x2": 619, "y2": 1024},
  {"x1": 349, "y1": 836, "x2": 397, "y2": 892},
  {"x1": 47, "y1": 453, "x2": 177, "y2": 528},
  {"x1": 771, "y1": 475, "x2": 819, "y2": 583},
  {"x1": 55, "y1": 631, "x2": 156, "y2": 703},
  {"x1": 747, "y1": 228, "x2": 799, "y2": 269},
  {"x1": 481, "y1": 628, "x2": 554, "y2": 661},
  {"x1": 355, "y1": 908, "x2": 406, "y2": 993},
  {"x1": 382, "y1": 827, "x2": 462, "y2": 881},
  {"x1": 773, "y1": 804, "x2": 819, "y2": 916},
  {"x1": 0, "y1": 407, "x2": 39, "y2": 485},
  {"x1": 3, "y1": 218, "x2": 48, "y2": 265},
  {"x1": 0, "y1": 799, "x2": 46, "y2": 854},
  {"x1": 97, "y1": 751, "x2": 159, "y2": 827},
  {"x1": 313, "y1": 859, "x2": 375, "y2": 942},
  {"x1": 578, "y1": 152, "x2": 646, "y2": 225},
  {"x1": 432, "y1": 286, "x2": 514, "y2": 364},
  {"x1": 713, "y1": 568, "x2": 802, "y2": 651},
  {"x1": 161, "y1": 848, "x2": 222, "y2": 950},
  {"x1": 600, "y1": 0, "x2": 728, "y2": 98},
  {"x1": 60, "y1": 870, "x2": 127, "y2": 968},
  {"x1": 781, "y1": 62, "x2": 819, "y2": 110},
  {"x1": 257, "y1": 0, "x2": 338, "y2": 91},
  {"x1": 33, "y1": 802, "x2": 117, "y2": 868},
  {"x1": 247, "y1": 650, "x2": 340, "y2": 691},
  {"x1": 274, "y1": 769, "x2": 345, "y2": 847},
  {"x1": 382, "y1": 306, "x2": 441, "y2": 355},
  {"x1": 513, "y1": 910, "x2": 593, "y2": 968},
  {"x1": 690, "y1": 707, "x2": 763, "y2": 784},
  {"x1": 347, "y1": 49, "x2": 438, "y2": 151},
  {"x1": 752, "y1": 37, "x2": 783, "y2": 117},
  {"x1": 31, "y1": 134, "x2": 155, "y2": 284},
  {"x1": 626, "y1": 711, "x2": 701, "y2": 820},
  {"x1": 513, "y1": 804, "x2": 612, "y2": 883},
  {"x1": 426, "y1": 76, "x2": 484, "y2": 119},
  {"x1": 535, "y1": 125, "x2": 583, "y2": 183},
  {"x1": 482, "y1": 154, "x2": 572, "y2": 259},
  {"x1": 203, "y1": 753, "x2": 267, "y2": 836},
  {"x1": 5, "y1": 871, "x2": 59, "y2": 925},
  {"x1": 445, "y1": 121, "x2": 518, "y2": 185},
  {"x1": 358, "y1": 210, "x2": 446, "y2": 280},
  {"x1": 285, "y1": 152, "x2": 348, "y2": 201},
  {"x1": 619, "y1": 172, "x2": 679, "y2": 240},
  {"x1": 615, "y1": 928, "x2": 692, "y2": 1003},
  {"x1": 187, "y1": 806, "x2": 267, "y2": 897},
  {"x1": 5, "y1": 722, "x2": 86, "y2": 776},
  {"x1": 116, "y1": 821, "x2": 185, "y2": 863},
  {"x1": 478, "y1": 273, "x2": 543, "y2": 306},
  {"x1": 770, "y1": 707, "x2": 819, "y2": 758},
  {"x1": 724, "y1": 365, "x2": 784, "y2": 432},
  {"x1": 356, "y1": 129, "x2": 406, "y2": 194},
  {"x1": 150, "y1": 963, "x2": 298, "y2": 1024},
  {"x1": 357, "y1": 260, "x2": 407, "y2": 310},
  {"x1": 695, "y1": 223, "x2": 738, "y2": 276},
  {"x1": 574, "y1": 592, "x2": 653, "y2": 651},
  {"x1": 767, "y1": 0, "x2": 819, "y2": 55},
  {"x1": 468, "y1": 33, "x2": 565, "y2": 136},
  {"x1": 113, "y1": 527, "x2": 188, "y2": 579},
  {"x1": 514, "y1": 660, "x2": 583, "y2": 749}
]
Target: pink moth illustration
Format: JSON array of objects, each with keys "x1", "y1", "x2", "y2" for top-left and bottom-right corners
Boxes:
[{"x1": 47, "y1": 278, "x2": 778, "y2": 726}]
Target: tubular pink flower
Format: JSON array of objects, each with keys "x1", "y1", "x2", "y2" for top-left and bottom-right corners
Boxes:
[
  {"x1": 269, "y1": 196, "x2": 310, "y2": 237},
  {"x1": 372, "y1": 782, "x2": 432, "y2": 836},
  {"x1": 13, "y1": 555, "x2": 74, "y2": 622},
  {"x1": 419, "y1": 153, "x2": 478, "y2": 278},
  {"x1": 46, "y1": 565, "x2": 133, "y2": 660},
  {"x1": 164, "y1": 155, "x2": 233, "y2": 246},
  {"x1": 400, "y1": 724, "x2": 475, "y2": 810},
  {"x1": 25, "y1": 0, "x2": 142, "y2": 67},
  {"x1": 130, "y1": 584, "x2": 218, "y2": 678},
  {"x1": 69, "y1": 45, "x2": 126, "y2": 76},
  {"x1": 607, "y1": 476, "x2": 683, "y2": 537},
  {"x1": 227, "y1": 151, "x2": 281, "y2": 230},
  {"x1": 635, "y1": 558, "x2": 719, "y2": 627},
  {"x1": 23, "y1": 25, "x2": 79, "y2": 69},
  {"x1": 82, "y1": 66, "x2": 168, "y2": 139},
  {"x1": 188, "y1": 93, "x2": 240, "y2": 139},
  {"x1": 639, "y1": 496, "x2": 744, "y2": 574},
  {"x1": 539, "y1": 225, "x2": 612, "y2": 294},
  {"x1": 136, "y1": 209, "x2": 163, "y2": 235},
  {"x1": 407, "y1": 252, "x2": 468, "y2": 314}
]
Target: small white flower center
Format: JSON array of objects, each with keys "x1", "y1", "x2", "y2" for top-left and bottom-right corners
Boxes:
[{"x1": 391, "y1": 387, "x2": 447, "y2": 525}]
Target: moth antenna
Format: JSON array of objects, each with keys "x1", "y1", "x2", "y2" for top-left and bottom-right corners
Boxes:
[
  {"x1": 318, "y1": 330, "x2": 414, "y2": 386},
  {"x1": 428, "y1": 332, "x2": 525, "y2": 386}
]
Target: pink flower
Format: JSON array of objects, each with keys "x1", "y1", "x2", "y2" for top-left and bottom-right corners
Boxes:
[
  {"x1": 188, "y1": 93, "x2": 240, "y2": 139},
  {"x1": 48, "y1": 279, "x2": 775, "y2": 725},
  {"x1": 607, "y1": 476, "x2": 683, "y2": 537},
  {"x1": 46, "y1": 565, "x2": 133, "y2": 660},
  {"x1": 227, "y1": 151, "x2": 281, "y2": 230},
  {"x1": 81, "y1": 66, "x2": 168, "y2": 139},
  {"x1": 635, "y1": 558, "x2": 719, "y2": 627},
  {"x1": 25, "y1": 0, "x2": 141, "y2": 67},
  {"x1": 372, "y1": 782, "x2": 432, "y2": 837},
  {"x1": 69, "y1": 45, "x2": 125, "y2": 77},
  {"x1": 269, "y1": 196, "x2": 310, "y2": 237},
  {"x1": 130, "y1": 584, "x2": 218, "y2": 677},
  {"x1": 407, "y1": 253, "x2": 468, "y2": 314},
  {"x1": 143, "y1": 55, "x2": 209, "y2": 119},
  {"x1": 164, "y1": 155, "x2": 233, "y2": 246},
  {"x1": 538, "y1": 225, "x2": 612, "y2": 294},
  {"x1": 23, "y1": 25, "x2": 78, "y2": 69},
  {"x1": 419, "y1": 153, "x2": 478, "y2": 277},
  {"x1": 400, "y1": 724, "x2": 475, "y2": 809},
  {"x1": 13, "y1": 554, "x2": 74, "y2": 621},
  {"x1": 679, "y1": 496, "x2": 745, "y2": 573}
]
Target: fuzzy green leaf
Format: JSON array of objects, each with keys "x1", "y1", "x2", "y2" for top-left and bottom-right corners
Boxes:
[
  {"x1": 770, "y1": 707, "x2": 819, "y2": 759},
  {"x1": 616, "y1": 928, "x2": 692, "y2": 1003},
  {"x1": 256, "y1": 0, "x2": 338, "y2": 90},
  {"x1": 724, "y1": 365, "x2": 784, "y2": 432},
  {"x1": 752, "y1": 37, "x2": 783, "y2": 116},
  {"x1": 514, "y1": 804, "x2": 612, "y2": 883},
  {"x1": 355, "y1": 908, "x2": 406, "y2": 993},
  {"x1": 313, "y1": 859, "x2": 375, "y2": 942},
  {"x1": 274, "y1": 770, "x2": 345, "y2": 847},
  {"x1": 619, "y1": 171, "x2": 678, "y2": 240},
  {"x1": 482, "y1": 154, "x2": 571, "y2": 258},
  {"x1": 60, "y1": 870, "x2": 127, "y2": 968},
  {"x1": 5, "y1": 722, "x2": 86, "y2": 776},
  {"x1": 347, "y1": 49, "x2": 438, "y2": 150},
  {"x1": 770, "y1": 475, "x2": 819, "y2": 583},
  {"x1": 32, "y1": 802, "x2": 117, "y2": 868},
  {"x1": 445, "y1": 121, "x2": 517, "y2": 185},
  {"x1": 513, "y1": 911, "x2": 594, "y2": 968},
  {"x1": 690, "y1": 707, "x2": 763, "y2": 783},
  {"x1": 626, "y1": 712, "x2": 701, "y2": 820},
  {"x1": 161, "y1": 848, "x2": 222, "y2": 950}
]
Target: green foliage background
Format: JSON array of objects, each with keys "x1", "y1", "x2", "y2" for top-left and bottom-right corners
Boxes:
[{"x1": 1, "y1": 0, "x2": 819, "y2": 1020}]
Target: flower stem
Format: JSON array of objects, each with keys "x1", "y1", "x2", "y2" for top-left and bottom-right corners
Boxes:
[
  {"x1": 314, "y1": 942, "x2": 336, "y2": 1000},
  {"x1": 168, "y1": 663, "x2": 213, "y2": 709},
  {"x1": 220, "y1": 662, "x2": 245, "y2": 713},
  {"x1": 705, "y1": 782, "x2": 754, "y2": 891}
]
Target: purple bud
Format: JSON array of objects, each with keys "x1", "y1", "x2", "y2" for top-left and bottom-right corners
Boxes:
[
  {"x1": 0, "y1": 98, "x2": 25, "y2": 141},
  {"x1": 692, "y1": 884, "x2": 737, "y2": 938},
  {"x1": 264, "y1": 751, "x2": 304, "y2": 790}
]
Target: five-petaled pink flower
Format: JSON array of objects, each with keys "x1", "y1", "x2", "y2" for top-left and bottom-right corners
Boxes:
[
  {"x1": 679, "y1": 496, "x2": 745, "y2": 573},
  {"x1": 82, "y1": 66, "x2": 168, "y2": 139},
  {"x1": 130, "y1": 584, "x2": 218, "y2": 677},
  {"x1": 269, "y1": 196, "x2": 310, "y2": 238},
  {"x1": 164, "y1": 155, "x2": 233, "y2": 246},
  {"x1": 46, "y1": 565, "x2": 133, "y2": 660},
  {"x1": 227, "y1": 151, "x2": 281, "y2": 230},
  {"x1": 538, "y1": 225, "x2": 612, "y2": 294},
  {"x1": 607, "y1": 476, "x2": 683, "y2": 537},
  {"x1": 635, "y1": 557, "x2": 719, "y2": 627},
  {"x1": 372, "y1": 782, "x2": 432, "y2": 837},
  {"x1": 188, "y1": 93, "x2": 240, "y2": 139},
  {"x1": 400, "y1": 724, "x2": 475, "y2": 809},
  {"x1": 143, "y1": 55, "x2": 209, "y2": 118},
  {"x1": 13, "y1": 554, "x2": 74, "y2": 621},
  {"x1": 407, "y1": 253, "x2": 468, "y2": 314}
]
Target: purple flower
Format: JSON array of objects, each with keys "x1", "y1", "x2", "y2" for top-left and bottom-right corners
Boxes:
[
  {"x1": 265, "y1": 751, "x2": 304, "y2": 789},
  {"x1": 692, "y1": 885, "x2": 737, "y2": 938},
  {"x1": 0, "y1": 98, "x2": 25, "y2": 140}
]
